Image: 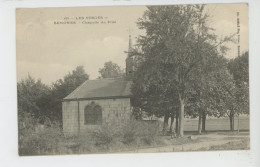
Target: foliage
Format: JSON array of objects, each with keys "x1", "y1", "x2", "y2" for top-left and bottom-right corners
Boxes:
[
  {"x1": 47, "y1": 66, "x2": 89, "y2": 122},
  {"x1": 19, "y1": 119, "x2": 160, "y2": 155},
  {"x1": 18, "y1": 116, "x2": 249, "y2": 155},
  {"x1": 17, "y1": 75, "x2": 50, "y2": 119},
  {"x1": 54, "y1": 66, "x2": 89, "y2": 93},
  {"x1": 227, "y1": 51, "x2": 249, "y2": 115},
  {"x1": 18, "y1": 66, "x2": 89, "y2": 127},
  {"x1": 52, "y1": 66, "x2": 89, "y2": 98},
  {"x1": 92, "y1": 123, "x2": 122, "y2": 147},
  {"x1": 18, "y1": 114, "x2": 63, "y2": 155},
  {"x1": 132, "y1": 5, "x2": 234, "y2": 136},
  {"x1": 131, "y1": 67, "x2": 178, "y2": 120},
  {"x1": 228, "y1": 51, "x2": 249, "y2": 85},
  {"x1": 122, "y1": 120, "x2": 159, "y2": 145},
  {"x1": 98, "y1": 61, "x2": 125, "y2": 79},
  {"x1": 185, "y1": 51, "x2": 229, "y2": 118},
  {"x1": 205, "y1": 68, "x2": 237, "y2": 130},
  {"x1": 92, "y1": 120, "x2": 159, "y2": 148}
]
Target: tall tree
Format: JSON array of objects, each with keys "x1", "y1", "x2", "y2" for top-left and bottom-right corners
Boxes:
[
  {"x1": 131, "y1": 60, "x2": 179, "y2": 132},
  {"x1": 185, "y1": 54, "x2": 229, "y2": 134},
  {"x1": 227, "y1": 51, "x2": 249, "y2": 131},
  {"x1": 98, "y1": 61, "x2": 124, "y2": 79},
  {"x1": 212, "y1": 69, "x2": 237, "y2": 130},
  {"x1": 135, "y1": 5, "x2": 233, "y2": 136}
]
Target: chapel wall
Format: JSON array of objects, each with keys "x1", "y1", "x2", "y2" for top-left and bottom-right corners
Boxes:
[
  {"x1": 62, "y1": 101, "x2": 78, "y2": 136},
  {"x1": 79, "y1": 98, "x2": 131, "y2": 133},
  {"x1": 62, "y1": 98, "x2": 132, "y2": 135}
]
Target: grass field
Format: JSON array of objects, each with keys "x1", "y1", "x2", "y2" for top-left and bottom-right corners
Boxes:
[{"x1": 181, "y1": 117, "x2": 249, "y2": 132}]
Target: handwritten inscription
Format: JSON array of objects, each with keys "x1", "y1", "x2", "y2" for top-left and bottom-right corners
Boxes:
[{"x1": 54, "y1": 16, "x2": 116, "y2": 25}]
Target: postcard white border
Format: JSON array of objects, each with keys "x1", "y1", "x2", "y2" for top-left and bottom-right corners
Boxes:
[{"x1": 0, "y1": 0, "x2": 259, "y2": 167}]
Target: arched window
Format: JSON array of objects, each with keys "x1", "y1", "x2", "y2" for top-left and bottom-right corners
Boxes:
[{"x1": 84, "y1": 102, "x2": 102, "y2": 125}]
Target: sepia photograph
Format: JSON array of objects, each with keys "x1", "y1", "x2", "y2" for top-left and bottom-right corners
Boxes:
[{"x1": 16, "y1": 3, "x2": 249, "y2": 156}]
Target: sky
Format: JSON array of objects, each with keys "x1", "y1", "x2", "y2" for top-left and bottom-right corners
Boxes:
[{"x1": 16, "y1": 4, "x2": 248, "y2": 85}]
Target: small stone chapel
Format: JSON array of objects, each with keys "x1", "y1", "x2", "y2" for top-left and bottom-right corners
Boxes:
[{"x1": 62, "y1": 35, "x2": 138, "y2": 135}]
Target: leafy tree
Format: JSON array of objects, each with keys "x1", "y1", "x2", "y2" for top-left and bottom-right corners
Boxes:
[
  {"x1": 131, "y1": 59, "x2": 179, "y2": 132},
  {"x1": 211, "y1": 69, "x2": 237, "y2": 130},
  {"x1": 227, "y1": 51, "x2": 249, "y2": 131},
  {"x1": 185, "y1": 54, "x2": 229, "y2": 134},
  {"x1": 133, "y1": 59, "x2": 194, "y2": 134},
  {"x1": 17, "y1": 74, "x2": 51, "y2": 147},
  {"x1": 48, "y1": 66, "x2": 89, "y2": 122},
  {"x1": 134, "y1": 5, "x2": 233, "y2": 136},
  {"x1": 98, "y1": 61, "x2": 124, "y2": 79},
  {"x1": 18, "y1": 66, "x2": 89, "y2": 125},
  {"x1": 188, "y1": 51, "x2": 249, "y2": 132},
  {"x1": 228, "y1": 52, "x2": 249, "y2": 86},
  {"x1": 17, "y1": 74, "x2": 50, "y2": 120},
  {"x1": 53, "y1": 66, "x2": 89, "y2": 94}
]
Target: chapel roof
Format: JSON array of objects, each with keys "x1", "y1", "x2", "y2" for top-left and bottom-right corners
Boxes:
[{"x1": 63, "y1": 78, "x2": 132, "y2": 101}]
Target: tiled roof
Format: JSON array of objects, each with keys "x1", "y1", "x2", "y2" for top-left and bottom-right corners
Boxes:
[{"x1": 64, "y1": 78, "x2": 132, "y2": 100}]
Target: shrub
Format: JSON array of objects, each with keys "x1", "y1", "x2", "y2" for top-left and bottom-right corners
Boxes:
[
  {"x1": 19, "y1": 116, "x2": 161, "y2": 155},
  {"x1": 18, "y1": 114, "x2": 64, "y2": 156},
  {"x1": 91, "y1": 120, "x2": 160, "y2": 150},
  {"x1": 123, "y1": 129, "x2": 136, "y2": 144},
  {"x1": 92, "y1": 122, "x2": 122, "y2": 148},
  {"x1": 19, "y1": 125, "x2": 64, "y2": 155},
  {"x1": 122, "y1": 120, "x2": 159, "y2": 146}
]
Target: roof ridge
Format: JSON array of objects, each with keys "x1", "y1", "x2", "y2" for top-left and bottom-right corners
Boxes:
[
  {"x1": 64, "y1": 79, "x2": 89, "y2": 99},
  {"x1": 88, "y1": 78, "x2": 117, "y2": 81},
  {"x1": 63, "y1": 78, "x2": 132, "y2": 100}
]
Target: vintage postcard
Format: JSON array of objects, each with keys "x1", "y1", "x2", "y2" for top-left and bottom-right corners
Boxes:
[{"x1": 16, "y1": 4, "x2": 249, "y2": 156}]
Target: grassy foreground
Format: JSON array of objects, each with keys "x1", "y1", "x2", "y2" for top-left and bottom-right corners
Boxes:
[
  {"x1": 18, "y1": 119, "x2": 249, "y2": 156},
  {"x1": 19, "y1": 120, "x2": 163, "y2": 155},
  {"x1": 199, "y1": 138, "x2": 250, "y2": 151}
]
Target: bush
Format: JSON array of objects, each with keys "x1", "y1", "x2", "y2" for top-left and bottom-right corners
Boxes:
[
  {"x1": 122, "y1": 120, "x2": 159, "y2": 146},
  {"x1": 92, "y1": 122, "x2": 122, "y2": 147},
  {"x1": 18, "y1": 114, "x2": 64, "y2": 156},
  {"x1": 19, "y1": 126, "x2": 64, "y2": 155},
  {"x1": 91, "y1": 120, "x2": 160, "y2": 150},
  {"x1": 123, "y1": 129, "x2": 136, "y2": 144},
  {"x1": 19, "y1": 117, "x2": 161, "y2": 155}
]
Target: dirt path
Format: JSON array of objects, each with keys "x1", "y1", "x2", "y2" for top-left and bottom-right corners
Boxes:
[{"x1": 124, "y1": 132, "x2": 249, "y2": 153}]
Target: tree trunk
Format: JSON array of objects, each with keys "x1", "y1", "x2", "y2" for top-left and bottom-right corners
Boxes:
[
  {"x1": 229, "y1": 116, "x2": 233, "y2": 131},
  {"x1": 237, "y1": 113, "x2": 240, "y2": 133},
  {"x1": 170, "y1": 113, "x2": 175, "y2": 132},
  {"x1": 229, "y1": 111, "x2": 234, "y2": 131},
  {"x1": 179, "y1": 95, "x2": 185, "y2": 137},
  {"x1": 198, "y1": 110, "x2": 202, "y2": 135},
  {"x1": 202, "y1": 111, "x2": 206, "y2": 132},
  {"x1": 175, "y1": 109, "x2": 179, "y2": 135},
  {"x1": 163, "y1": 112, "x2": 169, "y2": 132},
  {"x1": 232, "y1": 115, "x2": 235, "y2": 131}
]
